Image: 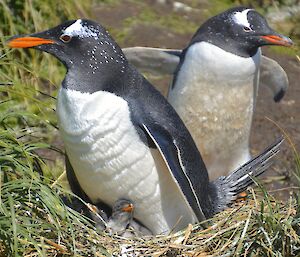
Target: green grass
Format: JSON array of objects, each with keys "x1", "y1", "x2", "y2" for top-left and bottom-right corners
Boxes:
[
  {"x1": 2, "y1": 162, "x2": 300, "y2": 256},
  {"x1": 0, "y1": 0, "x2": 95, "y2": 130},
  {"x1": 109, "y1": 4, "x2": 200, "y2": 45},
  {"x1": 0, "y1": 0, "x2": 299, "y2": 256},
  {"x1": 0, "y1": 132, "x2": 110, "y2": 256},
  {"x1": 0, "y1": 107, "x2": 110, "y2": 255}
]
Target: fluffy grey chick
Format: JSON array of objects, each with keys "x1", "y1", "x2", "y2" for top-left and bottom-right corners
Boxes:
[
  {"x1": 108, "y1": 199, "x2": 153, "y2": 237},
  {"x1": 88, "y1": 199, "x2": 152, "y2": 237},
  {"x1": 107, "y1": 199, "x2": 134, "y2": 236}
]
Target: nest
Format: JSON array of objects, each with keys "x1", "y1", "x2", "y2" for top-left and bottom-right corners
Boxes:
[
  {"x1": 0, "y1": 176, "x2": 299, "y2": 257},
  {"x1": 0, "y1": 109, "x2": 299, "y2": 257}
]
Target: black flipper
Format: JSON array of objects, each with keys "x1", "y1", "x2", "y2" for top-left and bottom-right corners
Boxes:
[
  {"x1": 163, "y1": 49, "x2": 182, "y2": 57},
  {"x1": 140, "y1": 123, "x2": 207, "y2": 223},
  {"x1": 209, "y1": 137, "x2": 284, "y2": 215},
  {"x1": 65, "y1": 154, "x2": 90, "y2": 202},
  {"x1": 260, "y1": 56, "x2": 288, "y2": 102}
]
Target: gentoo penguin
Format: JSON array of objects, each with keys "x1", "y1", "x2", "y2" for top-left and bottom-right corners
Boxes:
[
  {"x1": 88, "y1": 199, "x2": 152, "y2": 236},
  {"x1": 107, "y1": 199, "x2": 134, "y2": 236},
  {"x1": 101, "y1": 199, "x2": 134, "y2": 236},
  {"x1": 166, "y1": 7, "x2": 293, "y2": 180},
  {"x1": 107, "y1": 199, "x2": 152, "y2": 237},
  {"x1": 107, "y1": 199, "x2": 153, "y2": 237},
  {"x1": 8, "y1": 19, "x2": 282, "y2": 235},
  {"x1": 122, "y1": 47, "x2": 289, "y2": 102}
]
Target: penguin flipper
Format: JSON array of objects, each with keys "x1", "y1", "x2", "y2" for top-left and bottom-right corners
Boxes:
[
  {"x1": 62, "y1": 154, "x2": 95, "y2": 217},
  {"x1": 65, "y1": 154, "x2": 90, "y2": 202},
  {"x1": 260, "y1": 56, "x2": 289, "y2": 102},
  {"x1": 123, "y1": 47, "x2": 289, "y2": 102},
  {"x1": 123, "y1": 47, "x2": 181, "y2": 75},
  {"x1": 141, "y1": 123, "x2": 206, "y2": 222}
]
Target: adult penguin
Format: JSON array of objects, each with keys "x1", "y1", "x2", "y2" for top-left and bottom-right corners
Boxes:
[
  {"x1": 8, "y1": 18, "x2": 282, "y2": 234},
  {"x1": 166, "y1": 7, "x2": 292, "y2": 180}
]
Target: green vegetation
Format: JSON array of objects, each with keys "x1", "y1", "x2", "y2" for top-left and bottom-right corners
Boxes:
[
  {"x1": 0, "y1": 0, "x2": 97, "y2": 126},
  {"x1": 0, "y1": 0, "x2": 299, "y2": 256},
  {"x1": 0, "y1": 1, "x2": 101, "y2": 255},
  {"x1": 123, "y1": 8, "x2": 199, "y2": 34},
  {"x1": 0, "y1": 132, "x2": 112, "y2": 256}
]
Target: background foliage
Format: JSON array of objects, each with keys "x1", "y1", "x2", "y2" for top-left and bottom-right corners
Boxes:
[{"x1": 0, "y1": 0, "x2": 299, "y2": 256}]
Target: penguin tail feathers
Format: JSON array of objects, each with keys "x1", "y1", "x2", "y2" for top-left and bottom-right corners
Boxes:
[{"x1": 209, "y1": 136, "x2": 283, "y2": 215}]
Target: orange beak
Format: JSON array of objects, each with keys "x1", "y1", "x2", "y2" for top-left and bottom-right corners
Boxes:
[
  {"x1": 8, "y1": 37, "x2": 55, "y2": 48},
  {"x1": 122, "y1": 203, "x2": 134, "y2": 213},
  {"x1": 261, "y1": 35, "x2": 293, "y2": 47}
]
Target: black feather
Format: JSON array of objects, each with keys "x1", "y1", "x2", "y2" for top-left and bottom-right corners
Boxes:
[{"x1": 208, "y1": 136, "x2": 283, "y2": 215}]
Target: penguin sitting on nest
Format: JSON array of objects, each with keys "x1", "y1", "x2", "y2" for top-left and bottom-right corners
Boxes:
[
  {"x1": 9, "y1": 16, "x2": 283, "y2": 235},
  {"x1": 123, "y1": 7, "x2": 292, "y2": 180}
]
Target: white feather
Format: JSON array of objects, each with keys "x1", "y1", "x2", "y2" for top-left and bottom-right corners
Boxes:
[
  {"x1": 56, "y1": 87, "x2": 198, "y2": 234},
  {"x1": 168, "y1": 42, "x2": 261, "y2": 180},
  {"x1": 63, "y1": 19, "x2": 99, "y2": 39},
  {"x1": 232, "y1": 9, "x2": 252, "y2": 28}
]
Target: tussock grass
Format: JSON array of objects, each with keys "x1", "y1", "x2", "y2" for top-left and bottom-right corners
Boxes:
[
  {"x1": 0, "y1": 1, "x2": 300, "y2": 256},
  {"x1": 1, "y1": 164, "x2": 300, "y2": 256},
  {"x1": 0, "y1": 128, "x2": 108, "y2": 256},
  {"x1": 0, "y1": 0, "x2": 93, "y2": 130},
  {"x1": 0, "y1": 181, "x2": 110, "y2": 256},
  {"x1": 0, "y1": 114, "x2": 299, "y2": 255},
  {"x1": 106, "y1": 193, "x2": 300, "y2": 257}
]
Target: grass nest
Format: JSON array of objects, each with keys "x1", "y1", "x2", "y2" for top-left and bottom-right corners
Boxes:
[
  {"x1": 0, "y1": 124, "x2": 300, "y2": 257},
  {"x1": 0, "y1": 1, "x2": 300, "y2": 256}
]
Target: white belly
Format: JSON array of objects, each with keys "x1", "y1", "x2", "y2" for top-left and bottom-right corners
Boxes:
[
  {"x1": 168, "y1": 42, "x2": 261, "y2": 180},
  {"x1": 57, "y1": 87, "x2": 197, "y2": 234}
]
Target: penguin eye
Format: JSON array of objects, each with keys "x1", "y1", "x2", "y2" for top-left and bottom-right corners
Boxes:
[
  {"x1": 243, "y1": 26, "x2": 252, "y2": 32},
  {"x1": 60, "y1": 34, "x2": 72, "y2": 43}
]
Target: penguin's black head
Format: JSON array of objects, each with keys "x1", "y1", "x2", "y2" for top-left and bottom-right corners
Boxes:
[
  {"x1": 112, "y1": 199, "x2": 134, "y2": 215},
  {"x1": 8, "y1": 19, "x2": 128, "y2": 92},
  {"x1": 191, "y1": 6, "x2": 293, "y2": 57}
]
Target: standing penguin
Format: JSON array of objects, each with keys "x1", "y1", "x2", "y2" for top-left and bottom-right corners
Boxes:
[
  {"x1": 9, "y1": 19, "x2": 282, "y2": 235},
  {"x1": 167, "y1": 7, "x2": 293, "y2": 180}
]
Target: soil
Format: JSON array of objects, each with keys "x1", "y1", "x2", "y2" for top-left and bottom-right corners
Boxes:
[{"x1": 52, "y1": 1, "x2": 300, "y2": 198}]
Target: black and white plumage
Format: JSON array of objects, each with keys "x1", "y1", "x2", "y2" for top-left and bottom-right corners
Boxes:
[
  {"x1": 9, "y1": 18, "x2": 283, "y2": 235},
  {"x1": 122, "y1": 47, "x2": 289, "y2": 102},
  {"x1": 166, "y1": 7, "x2": 292, "y2": 180}
]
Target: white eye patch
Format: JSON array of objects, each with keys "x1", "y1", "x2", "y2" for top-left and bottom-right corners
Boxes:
[
  {"x1": 63, "y1": 19, "x2": 99, "y2": 39},
  {"x1": 232, "y1": 9, "x2": 252, "y2": 28}
]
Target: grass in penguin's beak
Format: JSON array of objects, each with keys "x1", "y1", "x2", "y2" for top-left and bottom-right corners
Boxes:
[{"x1": 7, "y1": 36, "x2": 55, "y2": 48}]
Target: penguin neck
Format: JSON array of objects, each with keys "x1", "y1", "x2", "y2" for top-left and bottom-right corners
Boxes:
[
  {"x1": 182, "y1": 42, "x2": 261, "y2": 81},
  {"x1": 62, "y1": 63, "x2": 128, "y2": 94}
]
